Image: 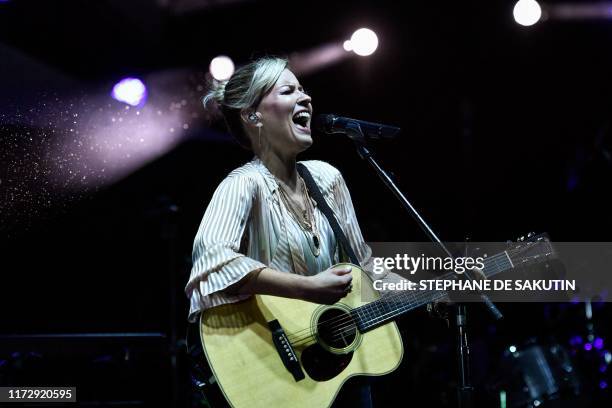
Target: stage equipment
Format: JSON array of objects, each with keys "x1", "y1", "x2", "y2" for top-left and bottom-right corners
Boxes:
[
  {"x1": 209, "y1": 56, "x2": 234, "y2": 81},
  {"x1": 348, "y1": 28, "x2": 378, "y2": 56},
  {"x1": 111, "y1": 77, "x2": 147, "y2": 107},
  {"x1": 313, "y1": 114, "x2": 400, "y2": 142},
  {"x1": 497, "y1": 342, "x2": 581, "y2": 407},
  {"x1": 513, "y1": 0, "x2": 542, "y2": 27}
]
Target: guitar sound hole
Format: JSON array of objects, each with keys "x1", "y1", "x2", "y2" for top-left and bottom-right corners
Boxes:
[{"x1": 317, "y1": 308, "x2": 357, "y2": 350}]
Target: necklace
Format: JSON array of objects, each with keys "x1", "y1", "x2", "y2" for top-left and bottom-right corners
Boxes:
[{"x1": 276, "y1": 176, "x2": 321, "y2": 257}]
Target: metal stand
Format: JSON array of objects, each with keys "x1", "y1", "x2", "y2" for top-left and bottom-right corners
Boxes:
[
  {"x1": 351, "y1": 138, "x2": 503, "y2": 408},
  {"x1": 456, "y1": 305, "x2": 474, "y2": 408}
]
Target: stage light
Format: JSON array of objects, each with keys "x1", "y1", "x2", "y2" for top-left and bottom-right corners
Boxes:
[
  {"x1": 513, "y1": 0, "x2": 542, "y2": 26},
  {"x1": 209, "y1": 55, "x2": 235, "y2": 81},
  {"x1": 508, "y1": 345, "x2": 517, "y2": 353},
  {"x1": 350, "y1": 28, "x2": 378, "y2": 56},
  {"x1": 111, "y1": 78, "x2": 147, "y2": 107},
  {"x1": 343, "y1": 40, "x2": 353, "y2": 52},
  {"x1": 289, "y1": 44, "x2": 351, "y2": 76},
  {"x1": 499, "y1": 390, "x2": 506, "y2": 408}
]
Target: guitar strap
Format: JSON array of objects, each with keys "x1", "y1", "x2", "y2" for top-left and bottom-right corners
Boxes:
[{"x1": 297, "y1": 163, "x2": 361, "y2": 267}]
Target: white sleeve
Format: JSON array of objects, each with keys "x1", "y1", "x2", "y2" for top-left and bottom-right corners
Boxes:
[{"x1": 185, "y1": 174, "x2": 266, "y2": 322}]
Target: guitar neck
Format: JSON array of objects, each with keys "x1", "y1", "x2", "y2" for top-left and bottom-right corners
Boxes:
[{"x1": 351, "y1": 250, "x2": 514, "y2": 332}]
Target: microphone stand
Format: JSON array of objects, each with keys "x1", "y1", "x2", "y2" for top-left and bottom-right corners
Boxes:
[{"x1": 347, "y1": 130, "x2": 503, "y2": 408}]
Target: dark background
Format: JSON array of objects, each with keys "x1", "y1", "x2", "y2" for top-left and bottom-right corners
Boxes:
[{"x1": 1, "y1": 0, "x2": 611, "y2": 406}]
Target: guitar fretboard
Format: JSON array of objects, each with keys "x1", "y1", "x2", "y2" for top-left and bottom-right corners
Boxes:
[{"x1": 350, "y1": 250, "x2": 514, "y2": 332}]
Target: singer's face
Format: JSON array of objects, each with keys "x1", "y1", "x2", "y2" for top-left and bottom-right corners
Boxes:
[{"x1": 256, "y1": 69, "x2": 313, "y2": 155}]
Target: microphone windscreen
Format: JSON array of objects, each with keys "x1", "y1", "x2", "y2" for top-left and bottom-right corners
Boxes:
[{"x1": 312, "y1": 114, "x2": 333, "y2": 133}]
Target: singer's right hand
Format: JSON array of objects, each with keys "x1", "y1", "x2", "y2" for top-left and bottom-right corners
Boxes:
[{"x1": 303, "y1": 265, "x2": 353, "y2": 304}]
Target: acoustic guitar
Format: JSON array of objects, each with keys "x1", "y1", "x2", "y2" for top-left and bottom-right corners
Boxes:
[{"x1": 198, "y1": 234, "x2": 554, "y2": 407}]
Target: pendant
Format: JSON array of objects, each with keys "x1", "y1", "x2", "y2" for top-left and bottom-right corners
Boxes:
[{"x1": 312, "y1": 232, "x2": 320, "y2": 257}]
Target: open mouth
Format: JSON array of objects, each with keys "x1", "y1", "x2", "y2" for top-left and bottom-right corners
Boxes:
[{"x1": 292, "y1": 111, "x2": 311, "y2": 133}]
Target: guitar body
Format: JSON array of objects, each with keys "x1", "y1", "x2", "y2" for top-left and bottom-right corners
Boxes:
[{"x1": 199, "y1": 263, "x2": 403, "y2": 408}]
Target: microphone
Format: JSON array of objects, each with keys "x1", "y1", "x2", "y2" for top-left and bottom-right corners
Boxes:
[{"x1": 313, "y1": 114, "x2": 400, "y2": 141}]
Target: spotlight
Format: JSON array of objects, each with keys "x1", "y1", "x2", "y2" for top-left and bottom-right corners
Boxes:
[
  {"x1": 513, "y1": 0, "x2": 542, "y2": 26},
  {"x1": 111, "y1": 78, "x2": 147, "y2": 107},
  {"x1": 209, "y1": 55, "x2": 235, "y2": 81},
  {"x1": 343, "y1": 40, "x2": 353, "y2": 52},
  {"x1": 349, "y1": 28, "x2": 378, "y2": 56}
]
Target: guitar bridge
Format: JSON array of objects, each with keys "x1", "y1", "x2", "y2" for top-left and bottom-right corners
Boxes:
[{"x1": 268, "y1": 319, "x2": 305, "y2": 382}]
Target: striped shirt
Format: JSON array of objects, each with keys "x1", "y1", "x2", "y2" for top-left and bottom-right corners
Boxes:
[{"x1": 185, "y1": 157, "x2": 372, "y2": 322}]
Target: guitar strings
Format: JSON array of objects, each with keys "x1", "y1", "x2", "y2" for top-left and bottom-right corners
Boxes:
[
  {"x1": 287, "y1": 249, "x2": 513, "y2": 345},
  {"x1": 320, "y1": 243, "x2": 546, "y2": 344},
  {"x1": 321, "y1": 249, "x2": 518, "y2": 343},
  {"x1": 287, "y1": 250, "x2": 513, "y2": 345},
  {"x1": 291, "y1": 290, "x2": 450, "y2": 346},
  {"x1": 287, "y1": 249, "x2": 518, "y2": 346},
  {"x1": 325, "y1": 292, "x2": 449, "y2": 344}
]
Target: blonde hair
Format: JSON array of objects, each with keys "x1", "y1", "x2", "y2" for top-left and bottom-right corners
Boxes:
[{"x1": 203, "y1": 56, "x2": 288, "y2": 149}]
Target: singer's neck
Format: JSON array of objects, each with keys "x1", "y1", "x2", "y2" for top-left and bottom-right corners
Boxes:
[{"x1": 257, "y1": 151, "x2": 298, "y2": 190}]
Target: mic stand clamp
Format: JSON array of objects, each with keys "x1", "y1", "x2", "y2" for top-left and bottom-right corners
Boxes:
[{"x1": 351, "y1": 138, "x2": 503, "y2": 408}]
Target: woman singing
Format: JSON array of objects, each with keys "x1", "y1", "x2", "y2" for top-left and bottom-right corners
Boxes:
[{"x1": 185, "y1": 56, "x2": 394, "y2": 407}]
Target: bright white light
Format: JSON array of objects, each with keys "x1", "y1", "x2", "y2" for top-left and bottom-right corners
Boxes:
[
  {"x1": 509, "y1": 345, "x2": 517, "y2": 353},
  {"x1": 111, "y1": 78, "x2": 147, "y2": 107},
  {"x1": 209, "y1": 55, "x2": 235, "y2": 81},
  {"x1": 350, "y1": 28, "x2": 378, "y2": 56},
  {"x1": 343, "y1": 40, "x2": 353, "y2": 52},
  {"x1": 513, "y1": 0, "x2": 542, "y2": 26}
]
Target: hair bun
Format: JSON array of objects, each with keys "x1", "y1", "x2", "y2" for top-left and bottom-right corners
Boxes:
[{"x1": 202, "y1": 79, "x2": 229, "y2": 109}]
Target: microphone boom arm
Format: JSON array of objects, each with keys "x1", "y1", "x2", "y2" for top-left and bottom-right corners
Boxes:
[
  {"x1": 352, "y1": 140, "x2": 502, "y2": 408},
  {"x1": 352, "y1": 141, "x2": 503, "y2": 319}
]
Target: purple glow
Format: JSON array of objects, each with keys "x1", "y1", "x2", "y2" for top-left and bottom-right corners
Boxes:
[
  {"x1": 584, "y1": 343, "x2": 593, "y2": 351},
  {"x1": 600, "y1": 365, "x2": 607, "y2": 373},
  {"x1": 600, "y1": 380, "x2": 608, "y2": 389},
  {"x1": 111, "y1": 78, "x2": 147, "y2": 107},
  {"x1": 594, "y1": 338, "x2": 604, "y2": 350},
  {"x1": 569, "y1": 335, "x2": 583, "y2": 346}
]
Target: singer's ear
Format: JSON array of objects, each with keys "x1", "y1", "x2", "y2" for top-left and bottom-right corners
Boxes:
[
  {"x1": 240, "y1": 110, "x2": 262, "y2": 127},
  {"x1": 239, "y1": 110, "x2": 252, "y2": 125}
]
